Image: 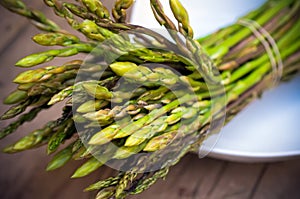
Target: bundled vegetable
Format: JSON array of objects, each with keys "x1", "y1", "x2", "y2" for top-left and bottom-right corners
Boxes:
[{"x1": 0, "y1": 0, "x2": 299, "y2": 198}]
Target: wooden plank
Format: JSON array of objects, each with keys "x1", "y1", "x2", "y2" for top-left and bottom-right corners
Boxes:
[
  {"x1": 0, "y1": 1, "x2": 46, "y2": 55},
  {"x1": 252, "y1": 159, "x2": 300, "y2": 199},
  {"x1": 130, "y1": 154, "x2": 226, "y2": 199},
  {"x1": 206, "y1": 162, "x2": 265, "y2": 199},
  {"x1": 0, "y1": 146, "x2": 115, "y2": 199}
]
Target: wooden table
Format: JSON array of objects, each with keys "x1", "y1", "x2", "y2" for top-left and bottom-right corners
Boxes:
[{"x1": 1, "y1": 2, "x2": 300, "y2": 199}]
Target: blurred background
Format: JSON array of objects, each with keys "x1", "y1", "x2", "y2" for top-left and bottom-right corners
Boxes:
[{"x1": 0, "y1": 1, "x2": 300, "y2": 199}]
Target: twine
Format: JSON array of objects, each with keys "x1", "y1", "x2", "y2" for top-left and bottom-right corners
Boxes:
[{"x1": 237, "y1": 18, "x2": 283, "y2": 87}]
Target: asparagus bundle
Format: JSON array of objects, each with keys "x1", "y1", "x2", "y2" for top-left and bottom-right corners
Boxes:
[{"x1": 1, "y1": 0, "x2": 300, "y2": 198}]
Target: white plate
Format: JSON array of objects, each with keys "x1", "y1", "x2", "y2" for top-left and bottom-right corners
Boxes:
[
  {"x1": 208, "y1": 76, "x2": 300, "y2": 162},
  {"x1": 131, "y1": 0, "x2": 300, "y2": 162}
]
